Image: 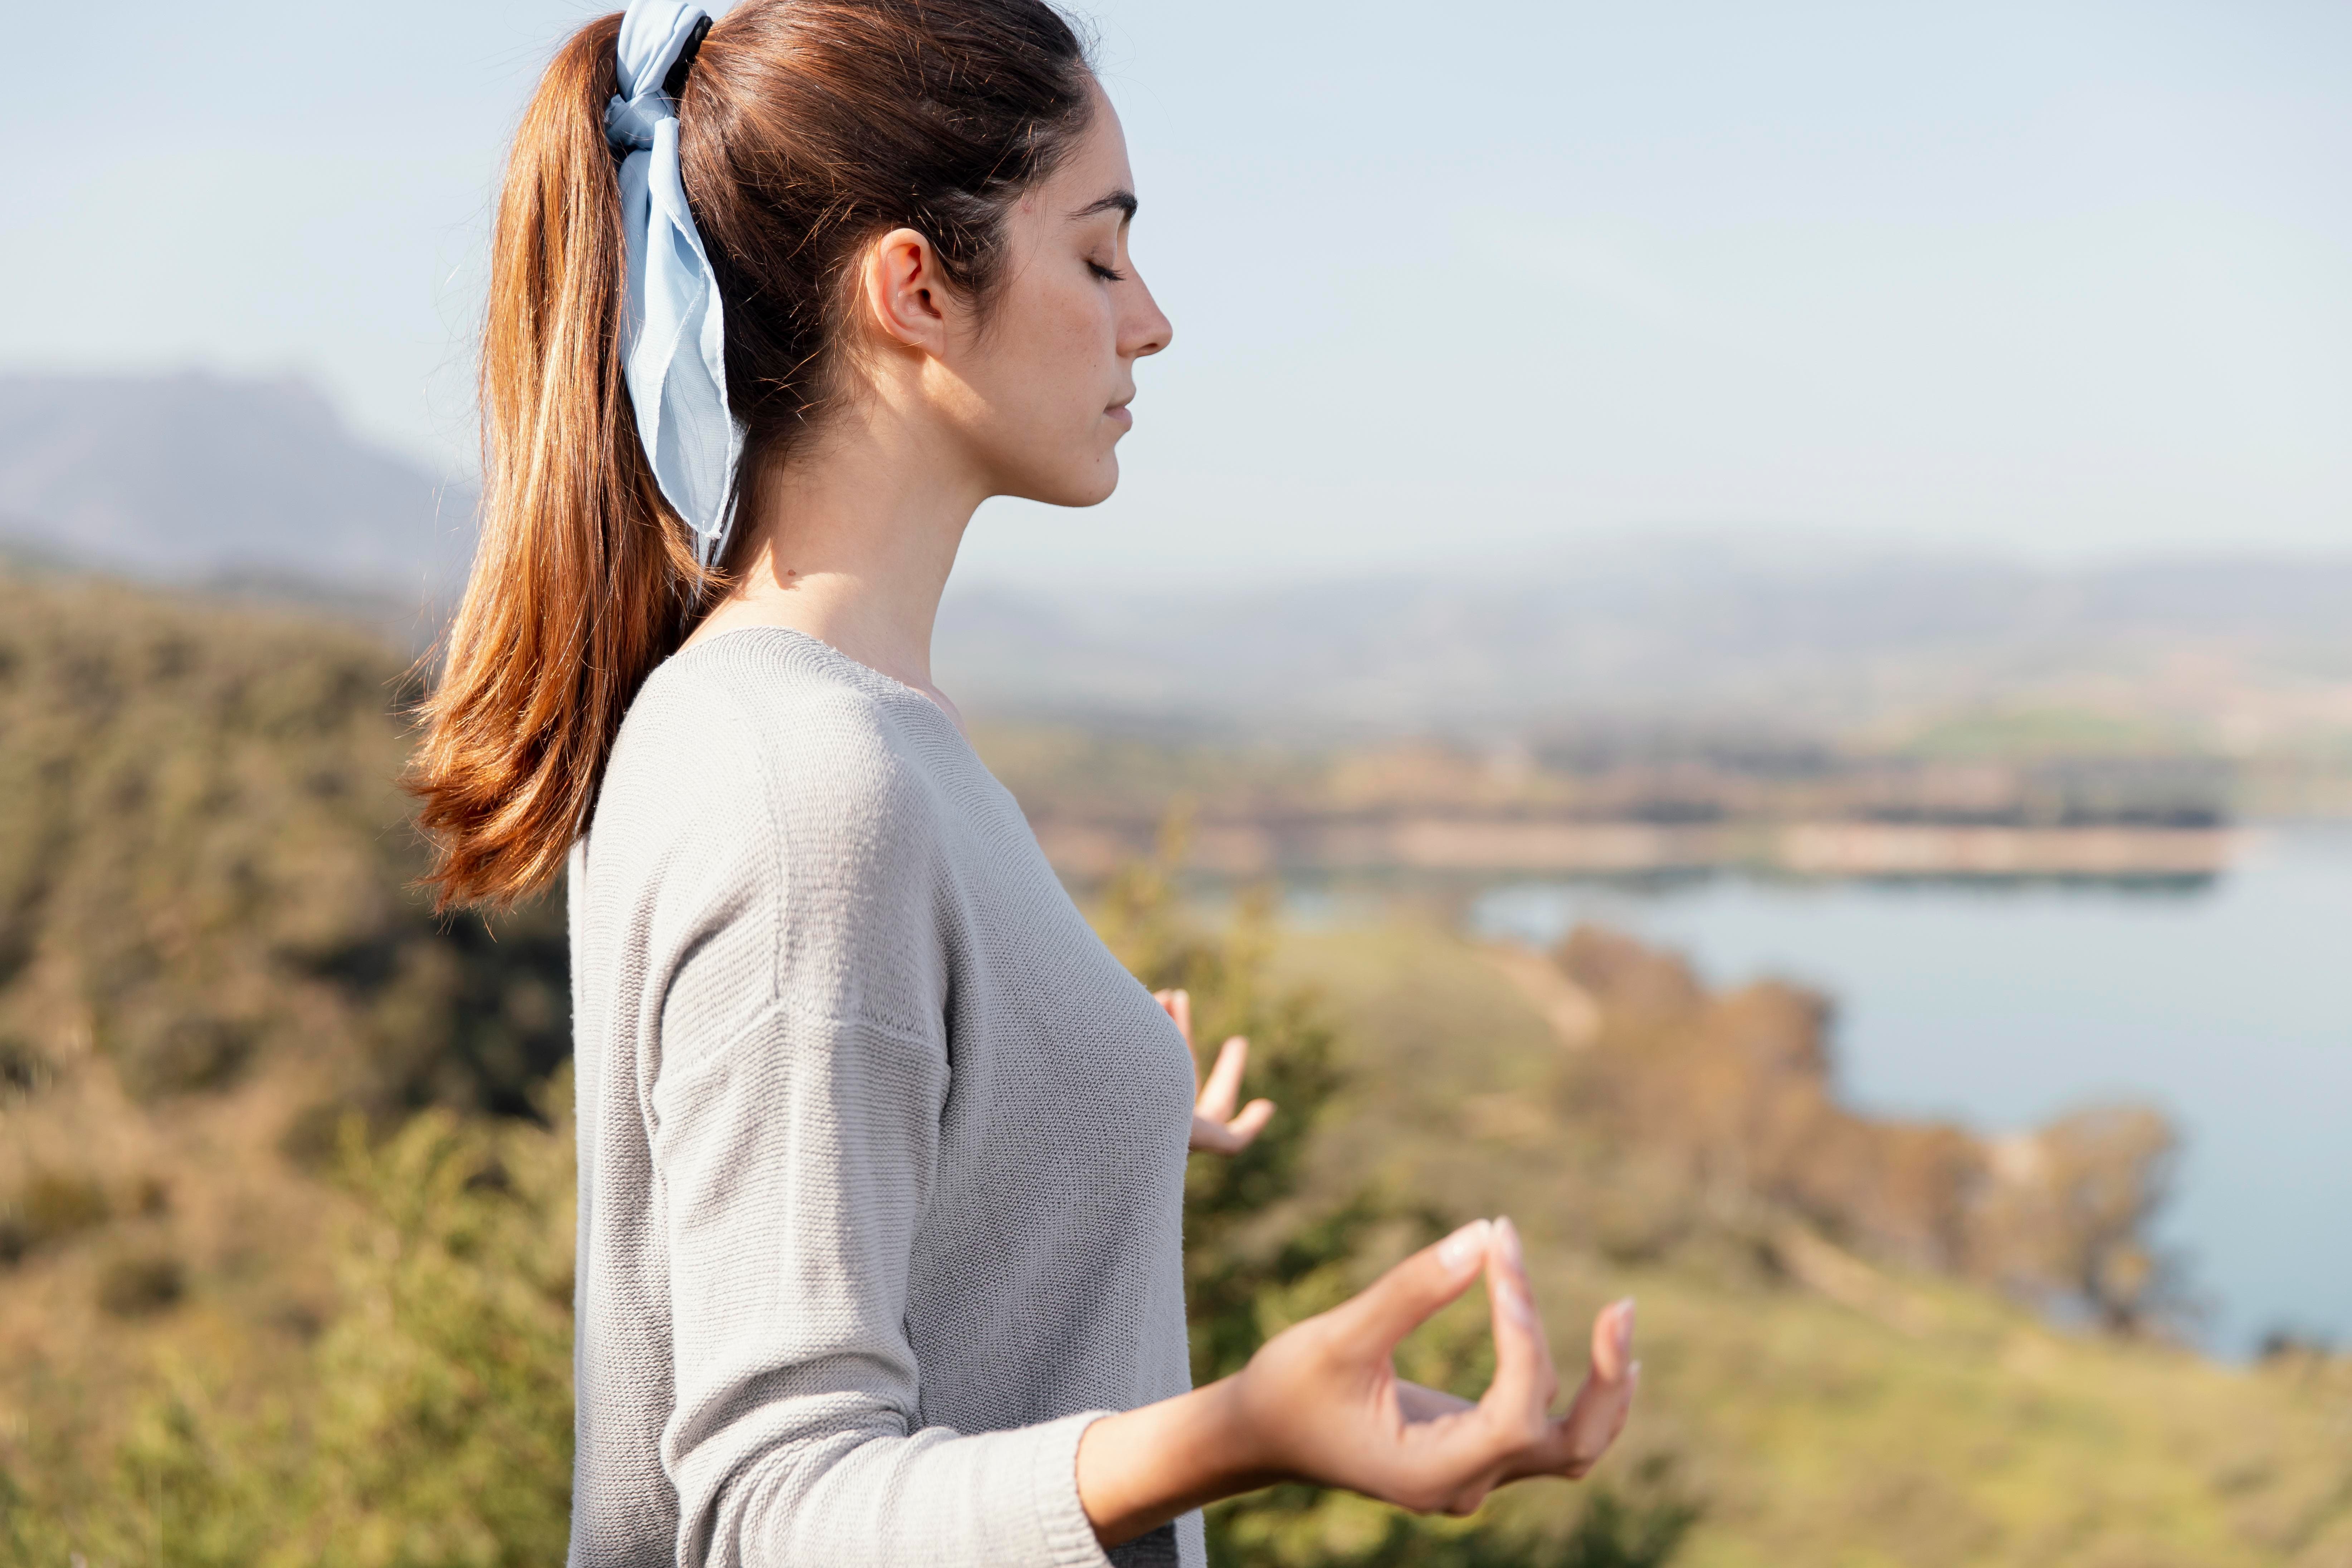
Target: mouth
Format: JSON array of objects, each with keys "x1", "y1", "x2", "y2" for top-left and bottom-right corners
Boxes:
[{"x1": 1106, "y1": 399, "x2": 1134, "y2": 430}]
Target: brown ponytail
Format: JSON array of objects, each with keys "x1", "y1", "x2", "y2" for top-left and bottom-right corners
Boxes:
[{"x1": 410, "y1": 1, "x2": 1093, "y2": 910}]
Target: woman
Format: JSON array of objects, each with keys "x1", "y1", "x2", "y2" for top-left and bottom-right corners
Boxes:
[{"x1": 411, "y1": 2, "x2": 1638, "y2": 1563}]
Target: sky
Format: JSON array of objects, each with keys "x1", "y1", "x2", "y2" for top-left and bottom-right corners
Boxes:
[{"x1": 9, "y1": 0, "x2": 2348, "y2": 586}]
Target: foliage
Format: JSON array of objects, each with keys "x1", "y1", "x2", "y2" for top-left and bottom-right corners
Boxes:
[
  {"x1": 1973, "y1": 1104, "x2": 2182, "y2": 1333},
  {"x1": 0, "y1": 569, "x2": 568, "y2": 1122},
  {"x1": 1, "y1": 573, "x2": 2344, "y2": 1565},
  {"x1": 1548, "y1": 925, "x2": 2191, "y2": 1333},
  {"x1": 5, "y1": 1101, "x2": 575, "y2": 1567},
  {"x1": 279, "y1": 1104, "x2": 576, "y2": 1563},
  {"x1": 1094, "y1": 817, "x2": 1700, "y2": 1567},
  {"x1": 0, "y1": 1170, "x2": 112, "y2": 1262},
  {"x1": 1096, "y1": 814, "x2": 1372, "y2": 1381},
  {"x1": 1271, "y1": 923, "x2": 2352, "y2": 1568}
]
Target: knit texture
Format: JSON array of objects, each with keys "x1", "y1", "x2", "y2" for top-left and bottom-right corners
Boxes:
[{"x1": 566, "y1": 627, "x2": 1204, "y2": 1568}]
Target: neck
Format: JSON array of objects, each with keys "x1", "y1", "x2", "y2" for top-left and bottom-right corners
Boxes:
[{"x1": 689, "y1": 396, "x2": 982, "y2": 723}]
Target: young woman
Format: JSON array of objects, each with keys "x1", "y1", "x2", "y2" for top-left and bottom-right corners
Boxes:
[{"x1": 411, "y1": 2, "x2": 1638, "y2": 1563}]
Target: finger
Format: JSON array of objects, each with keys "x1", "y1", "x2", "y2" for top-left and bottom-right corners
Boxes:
[
  {"x1": 1324, "y1": 1218, "x2": 1491, "y2": 1361},
  {"x1": 1612, "y1": 1362, "x2": 1641, "y2": 1449},
  {"x1": 1191, "y1": 1099, "x2": 1275, "y2": 1154},
  {"x1": 1190, "y1": 1112, "x2": 1245, "y2": 1153},
  {"x1": 1592, "y1": 1295, "x2": 1634, "y2": 1384},
  {"x1": 1552, "y1": 1370, "x2": 1636, "y2": 1477},
  {"x1": 1545, "y1": 1299, "x2": 1636, "y2": 1477},
  {"x1": 1225, "y1": 1097, "x2": 1275, "y2": 1147},
  {"x1": 1198, "y1": 1035, "x2": 1249, "y2": 1119},
  {"x1": 1475, "y1": 1217, "x2": 1558, "y2": 1442}
]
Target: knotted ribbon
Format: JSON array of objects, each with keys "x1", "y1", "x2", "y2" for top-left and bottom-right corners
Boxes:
[{"x1": 604, "y1": 1, "x2": 740, "y2": 569}]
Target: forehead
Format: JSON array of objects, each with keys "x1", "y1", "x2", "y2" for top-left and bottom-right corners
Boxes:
[{"x1": 1044, "y1": 80, "x2": 1134, "y2": 206}]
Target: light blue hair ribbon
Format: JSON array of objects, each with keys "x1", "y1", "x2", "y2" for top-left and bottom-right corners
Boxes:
[{"x1": 604, "y1": 1, "x2": 741, "y2": 570}]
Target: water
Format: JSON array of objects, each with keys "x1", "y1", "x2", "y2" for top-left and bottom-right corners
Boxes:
[{"x1": 1464, "y1": 826, "x2": 2352, "y2": 1357}]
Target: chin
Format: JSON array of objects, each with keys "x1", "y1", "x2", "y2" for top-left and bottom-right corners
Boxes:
[{"x1": 1021, "y1": 455, "x2": 1121, "y2": 509}]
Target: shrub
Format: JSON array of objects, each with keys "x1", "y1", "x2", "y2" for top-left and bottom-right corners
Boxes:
[{"x1": 96, "y1": 1253, "x2": 185, "y2": 1318}]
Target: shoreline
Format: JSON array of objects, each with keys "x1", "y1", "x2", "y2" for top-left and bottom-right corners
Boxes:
[{"x1": 1036, "y1": 814, "x2": 2243, "y2": 882}]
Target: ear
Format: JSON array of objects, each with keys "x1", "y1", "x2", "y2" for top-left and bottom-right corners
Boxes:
[{"x1": 859, "y1": 226, "x2": 956, "y2": 357}]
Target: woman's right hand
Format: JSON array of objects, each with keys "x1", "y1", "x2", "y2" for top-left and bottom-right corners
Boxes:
[
  {"x1": 1228, "y1": 1216, "x2": 1638, "y2": 1514},
  {"x1": 1077, "y1": 1217, "x2": 1638, "y2": 1544}
]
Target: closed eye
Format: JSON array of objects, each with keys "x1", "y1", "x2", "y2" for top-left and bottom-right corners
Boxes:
[{"x1": 1089, "y1": 259, "x2": 1128, "y2": 282}]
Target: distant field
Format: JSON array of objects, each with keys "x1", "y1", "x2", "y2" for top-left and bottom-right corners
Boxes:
[{"x1": 975, "y1": 722, "x2": 2262, "y2": 885}]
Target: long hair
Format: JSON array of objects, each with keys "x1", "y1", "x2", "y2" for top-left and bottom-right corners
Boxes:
[{"x1": 409, "y1": 1, "x2": 1092, "y2": 910}]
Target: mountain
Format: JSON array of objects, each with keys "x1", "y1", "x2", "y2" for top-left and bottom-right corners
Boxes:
[
  {"x1": 5, "y1": 371, "x2": 2347, "y2": 753},
  {"x1": 0, "y1": 371, "x2": 475, "y2": 624},
  {"x1": 937, "y1": 536, "x2": 2352, "y2": 748}
]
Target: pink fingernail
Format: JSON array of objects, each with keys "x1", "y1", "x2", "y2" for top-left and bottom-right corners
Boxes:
[
  {"x1": 1612, "y1": 1299, "x2": 1635, "y2": 1365},
  {"x1": 1497, "y1": 1215, "x2": 1526, "y2": 1269},
  {"x1": 1437, "y1": 1219, "x2": 1489, "y2": 1273}
]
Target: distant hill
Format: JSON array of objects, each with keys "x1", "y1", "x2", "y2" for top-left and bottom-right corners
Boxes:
[
  {"x1": 938, "y1": 537, "x2": 2352, "y2": 750},
  {"x1": 0, "y1": 371, "x2": 475, "y2": 627},
  {"x1": 4, "y1": 371, "x2": 2346, "y2": 754}
]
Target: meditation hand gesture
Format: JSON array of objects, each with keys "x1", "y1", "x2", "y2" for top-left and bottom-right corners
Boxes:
[
  {"x1": 1078, "y1": 1216, "x2": 1639, "y2": 1542},
  {"x1": 1157, "y1": 988, "x2": 1276, "y2": 1154}
]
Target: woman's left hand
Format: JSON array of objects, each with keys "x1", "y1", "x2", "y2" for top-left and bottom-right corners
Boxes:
[{"x1": 1157, "y1": 988, "x2": 1276, "y2": 1154}]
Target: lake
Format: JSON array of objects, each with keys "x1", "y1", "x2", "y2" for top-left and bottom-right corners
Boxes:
[{"x1": 1462, "y1": 825, "x2": 2352, "y2": 1358}]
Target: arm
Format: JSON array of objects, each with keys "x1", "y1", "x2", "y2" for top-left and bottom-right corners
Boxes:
[
  {"x1": 652, "y1": 1002, "x2": 1112, "y2": 1568},
  {"x1": 1077, "y1": 1218, "x2": 1640, "y2": 1547}
]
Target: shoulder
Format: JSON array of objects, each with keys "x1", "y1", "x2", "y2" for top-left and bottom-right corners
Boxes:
[
  {"x1": 582, "y1": 628, "x2": 962, "y2": 1046},
  {"x1": 601, "y1": 626, "x2": 949, "y2": 857}
]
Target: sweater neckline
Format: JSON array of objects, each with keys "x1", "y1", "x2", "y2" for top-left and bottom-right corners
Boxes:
[{"x1": 673, "y1": 623, "x2": 968, "y2": 737}]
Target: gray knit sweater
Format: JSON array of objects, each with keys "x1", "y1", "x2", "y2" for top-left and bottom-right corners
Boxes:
[{"x1": 566, "y1": 627, "x2": 1204, "y2": 1568}]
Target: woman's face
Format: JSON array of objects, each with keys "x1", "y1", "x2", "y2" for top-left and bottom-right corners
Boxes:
[{"x1": 935, "y1": 82, "x2": 1173, "y2": 508}]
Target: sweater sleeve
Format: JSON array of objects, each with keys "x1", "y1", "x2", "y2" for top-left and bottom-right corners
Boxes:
[
  {"x1": 649, "y1": 1005, "x2": 1114, "y2": 1568},
  {"x1": 640, "y1": 692, "x2": 1118, "y2": 1568}
]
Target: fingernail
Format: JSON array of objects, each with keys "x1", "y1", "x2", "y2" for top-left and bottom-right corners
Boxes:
[
  {"x1": 1437, "y1": 1218, "x2": 1489, "y2": 1274},
  {"x1": 1493, "y1": 1218, "x2": 1538, "y2": 1325},
  {"x1": 1611, "y1": 1299, "x2": 1635, "y2": 1366}
]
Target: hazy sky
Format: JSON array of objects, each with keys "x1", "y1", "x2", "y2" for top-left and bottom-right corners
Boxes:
[{"x1": 10, "y1": 1, "x2": 2348, "y2": 584}]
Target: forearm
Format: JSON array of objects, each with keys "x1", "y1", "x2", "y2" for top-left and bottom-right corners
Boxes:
[
  {"x1": 1074, "y1": 1376, "x2": 1288, "y2": 1547},
  {"x1": 681, "y1": 1411, "x2": 1115, "y2": 1568}
]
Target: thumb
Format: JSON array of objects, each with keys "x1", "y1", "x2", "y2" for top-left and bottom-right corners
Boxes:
[{"x1": 1324, "y1": 1219, "x2": 1492, "y2": 1361}]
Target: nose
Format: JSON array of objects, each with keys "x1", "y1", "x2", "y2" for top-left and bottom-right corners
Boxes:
[{"x1": 1122, "y1": 269, "x2": 1173, "y2": 360}]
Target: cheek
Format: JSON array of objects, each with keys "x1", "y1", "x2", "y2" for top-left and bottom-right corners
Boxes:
[{"x1": 998, "y1": 275, "x2": 1115, "y2": 429}]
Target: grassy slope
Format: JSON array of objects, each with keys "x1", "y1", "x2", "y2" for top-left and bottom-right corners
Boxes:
[
  {"x1": 4, "y1": 567, "x2": 2347, "y2": 1563},
  {"x1": 1268, "y1": 922, "x2": 2352, "y2": 1568},
  {"x1": 0, "y1": 568, "x2": 567, "y2": 1517}
]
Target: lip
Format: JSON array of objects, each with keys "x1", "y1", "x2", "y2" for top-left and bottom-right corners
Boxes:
[{"x1": 1106, "y1": 401, "x2": 1133, "y2": 430}]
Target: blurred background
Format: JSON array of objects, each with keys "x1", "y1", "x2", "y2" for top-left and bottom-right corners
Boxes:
[{"x1": 2, "y1": 1, "x2": 2347, "y2": 1563}]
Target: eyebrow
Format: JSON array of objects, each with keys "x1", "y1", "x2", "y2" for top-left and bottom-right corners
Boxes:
[{"x1": 1072, "y1": 189, "x2": 1137, "y2": 223}]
